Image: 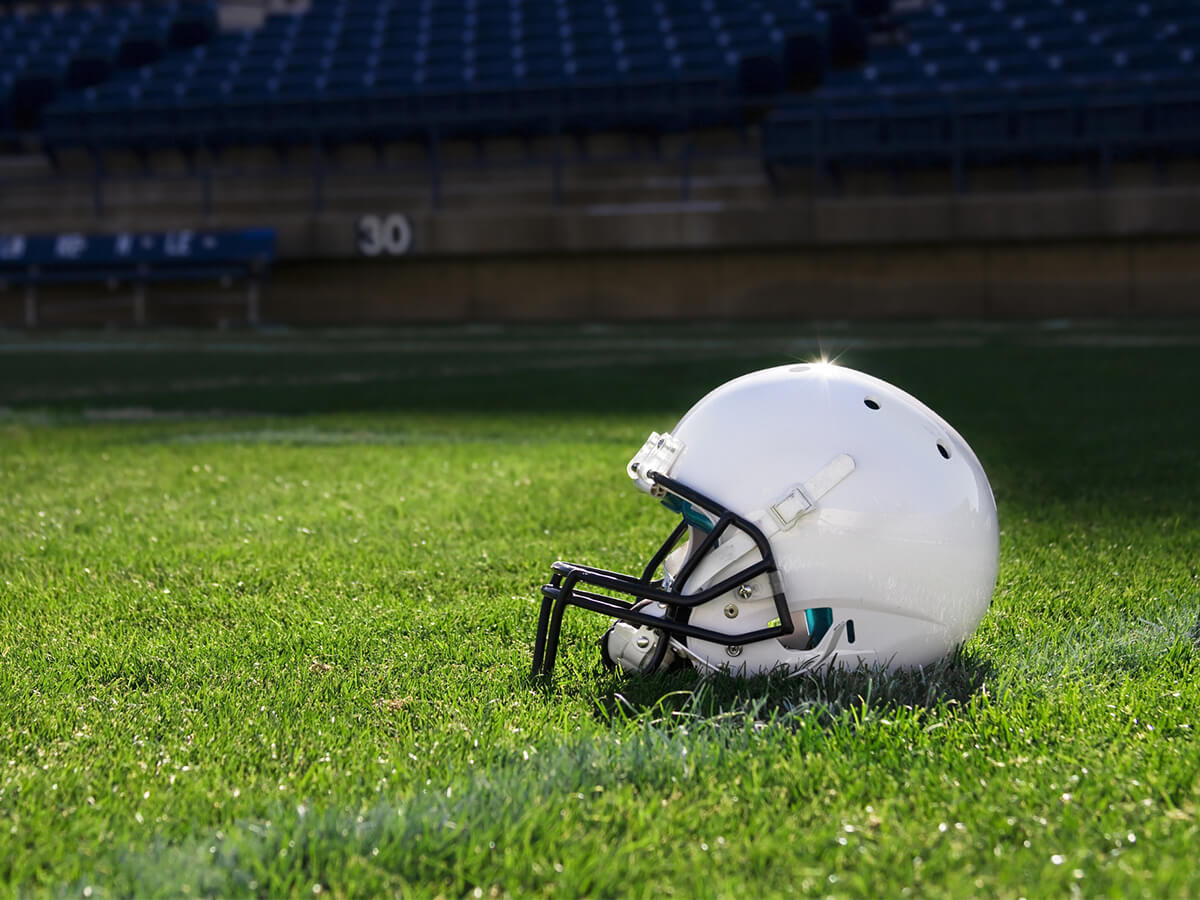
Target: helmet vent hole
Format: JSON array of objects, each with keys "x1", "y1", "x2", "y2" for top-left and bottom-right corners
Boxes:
[
  {"x1": 863, "y1": 398, "x2": 880, "y2": 410},
  {"x1": 937, "y1": 442, "x2": 951, "y2": 460},
  {"x1": 846, "y1": 619, "x2": 856, "y2": 644}
]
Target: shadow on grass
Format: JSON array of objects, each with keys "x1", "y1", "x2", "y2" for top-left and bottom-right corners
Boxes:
[{"x1": 589, "y1": 648, "x2": 997, "y2": 730}]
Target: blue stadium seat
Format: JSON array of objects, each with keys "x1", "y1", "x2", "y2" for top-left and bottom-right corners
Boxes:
[
  {"x1": 923, "y1": 56, "x2": 991, "y2": 90},
  {"x1": 947, "y1": 12, "x2": 1011, "y2": 37},
  {"x1": 1150, "y1": 84, "x2": 1200, "y2": 151},
  {"x1": 1010, "y1": 8, "x2": 1075, "y2": 35},
  {"x1": 762, "y1": 99, "x2": 819, "y2": 165},
  {"x1": 886, "y1": 95, "x2": 953, "y2": 164},
  {"x1": 824, "y1": 98, "x2": 886, "y2": 164},
  {"x1": 1046, "y1": 46, "x2": 1113, "y2": 79},
  {"x1": 952, "y1": 93, "x2": 1014, "y2": 158},
  {"x1": 1014, "y1": 91, "x2": 1082, "y2": 158},
  {"x1": 963, "y1": 32, "x2": 1026, "y2": 57},
  {"x1": 1083, "y1": 87, "x2": 1150, "y2": 167},
  {"x1": 64, "y1": 46, "x2": 113, "y2": 91},
  {"x1": 29, "y1": 0, "x2": 831, "y2": 152},
  {"x1": 2, "y1": 0, "x2": 220, "y2": 136}
]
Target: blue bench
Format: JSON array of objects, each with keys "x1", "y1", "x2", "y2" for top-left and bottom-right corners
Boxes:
[{"x1": 0, "y1": 228, "x2": 276, "y2": 326}]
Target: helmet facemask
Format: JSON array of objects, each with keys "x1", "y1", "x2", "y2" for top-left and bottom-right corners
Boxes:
[{"x1": 531, "y1": 469, "x2": 797, "y2": 680}]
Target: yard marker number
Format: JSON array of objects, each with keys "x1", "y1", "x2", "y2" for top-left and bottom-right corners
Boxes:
[{"x1": 357, "y1": 214, "x2": 413, "y2": 257}]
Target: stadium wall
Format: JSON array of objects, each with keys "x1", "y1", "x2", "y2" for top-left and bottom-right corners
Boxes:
[
  {"x1": 4, "y1": 163, "x2": 1200, "y2": 323},
  {"x1": 254, "y1": 185, "x2": 1200, "y2": 321},
  {"x1": 264, "y1": 237, "x2": 1200, "y2": 323}
]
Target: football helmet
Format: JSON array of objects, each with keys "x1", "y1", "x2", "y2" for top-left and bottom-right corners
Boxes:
[{"x1": 531, "y1": 362, "x2": 998, "y2": 679}]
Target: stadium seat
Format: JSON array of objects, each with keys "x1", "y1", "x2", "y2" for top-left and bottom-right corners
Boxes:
[
  {"x1": 762, "y1": 100, "x2": 819, "y2": 166},
  {"x1": 9, "y1": 69, "x2": 58, "y2": 130},
  {"x1": 886, "y1": 95, "x2": 953, "y2": 164},
  {"x1": 32, "y1": 0, "x2": 1198, "y2": 183},
  {"x1": 767, "y1": 0, "x2": 1200, "y2": 185},
  {"x1": 782, "y1": 30, "x2": 826, "y2": 90},
  {"x1": 1014, "y1": 91, "x2": 1082, "y2": 158},
  {"x1": 1150, "y1": 84, "x2": 1200, "y2": 152},
  {"x1": 0, "y1": 0, "x2": 219, "y2": 135},
  {"x1": 824, "y1": 98, "x2": 887, "y2": 165},
  {"x1": 953, "y1": 93, "x2": 1015, "y2": 158},
  {"x1": 31, "y1": 0, "x2": 835, "y2": 151},
  {"x1": 64, "y1": 49, "x2": 113, "y2": 92}
]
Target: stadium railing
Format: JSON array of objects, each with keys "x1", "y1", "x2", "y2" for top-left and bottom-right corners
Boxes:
[{"x1": 763, "y1": 80, "x2": 1200, "y2": 192}]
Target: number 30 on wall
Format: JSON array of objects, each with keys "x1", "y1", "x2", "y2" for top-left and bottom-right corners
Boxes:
[{"x1": 356, "y1": 214, "x2": 414, "y2": 257}]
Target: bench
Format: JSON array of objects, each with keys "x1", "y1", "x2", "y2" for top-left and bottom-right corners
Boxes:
[{"x1": 0, "y1": 228, "x2": 276, "y2": 326}]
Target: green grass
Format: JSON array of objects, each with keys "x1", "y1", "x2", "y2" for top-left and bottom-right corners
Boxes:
[{"x1": 1, "y1": 321, "x2": 1198, "y2": 898}]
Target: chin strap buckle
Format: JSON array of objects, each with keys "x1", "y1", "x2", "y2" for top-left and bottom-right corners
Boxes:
[
  {"x1": 769, "y1": 453, "x2": 856, "y2": 529},
  {"x1": 600, "y1": 621, "x2": 678, "y2": 674},
  {"x1": 769, "y1": 485, "x2": 815, "y2": 527}
]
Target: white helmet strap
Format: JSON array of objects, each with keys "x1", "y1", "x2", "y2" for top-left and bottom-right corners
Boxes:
[
  {"x1": 769, "y1": 453, "x2": 856, "y2": 529},
  {"x1": 679, "y1": 454, "x2": 856, "y2": 593}
]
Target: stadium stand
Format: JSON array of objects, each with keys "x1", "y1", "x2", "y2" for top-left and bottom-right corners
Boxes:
[
  {"x1": 38, "y1": 0, "x2": 859, "y2": 156},
  {"x1": 13, "y1": 0, "x2": 1194, "y2": 198},
  {"x1": 3, "y1": 0, "x2": 1200, "y2": 325},
  {"x1": 1, "y1": 0, "x2": 218, "y2": 137},
  {"x1": 762, "y1": 0, "x2": 1200, "y2": 189}
]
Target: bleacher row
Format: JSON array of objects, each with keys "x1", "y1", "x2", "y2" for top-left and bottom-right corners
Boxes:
[
  {"x1": 1, "y1": 0, "x2": 1199, "y2": 175},
  {"x1": 34, "y1": 0, "x2": 868, "y2": 151},
  {"x1": 764, "y1": 0, "x2": 1200, "y2": 178},
  {"x1": 830, "y1": 0, "x2": 1200, "y2": 95},
  {"x1": 763, "y1": 87, "x2": 1200, "y2": 187},
  {"x1": 0, "y1": 0, "x2": 216, "y2": 131}
]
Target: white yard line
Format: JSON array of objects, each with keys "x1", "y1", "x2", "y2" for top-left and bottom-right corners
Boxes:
[
  {"x1": 1, "y1": 336, "x2": 995, "y2": 403},
  {"x1": 3, "y1": 325, "x2": 1197, "y2": 407}
]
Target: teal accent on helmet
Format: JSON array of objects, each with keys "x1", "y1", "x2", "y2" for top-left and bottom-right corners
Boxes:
[
  {"x1": 660, "y1": 494, "x2": 714, "y2": 532},
  {"x1": 805, "y1": 607, "x2": 834, "y2": 648}
]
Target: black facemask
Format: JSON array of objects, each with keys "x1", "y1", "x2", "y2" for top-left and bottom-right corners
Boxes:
[{"x1": 530, "y1": 470, "x2": 797, "y2": 680}]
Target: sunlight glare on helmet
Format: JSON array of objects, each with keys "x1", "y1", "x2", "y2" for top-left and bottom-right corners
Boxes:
[
  {"x1": 807, "y1": 350, "x2": 844, "y2": 368},
  {"x1": 807, "y1": 356, "x2": 840, "y2": 377}
]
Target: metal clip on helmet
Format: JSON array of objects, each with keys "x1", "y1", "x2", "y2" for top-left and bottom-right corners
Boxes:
[{"x1": 531, "y1": 363, "x2": 999, "y2": 680}]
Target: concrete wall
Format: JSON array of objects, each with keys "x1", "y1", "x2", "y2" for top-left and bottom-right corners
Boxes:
[
  {"x1": 4, "y1": 156, "x2": 1200, "y2": 323},
  {"x1": 264, "y1": 186, "x2": 1200, "y2": 256},
  {"x1": 7, "y1": 171, "x2": 1200, "y2": 256},
  {"x1": 263, "y1": 238, "x2": 1200, "y2": 324},
  {"x1": 264, "y1": 185, "x2": 1200, "y2": 322}
]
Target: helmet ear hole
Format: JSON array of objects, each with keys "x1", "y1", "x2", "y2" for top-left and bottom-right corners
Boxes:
[
  {"x1": 775, "y1": 622, "x2": 811, "y2": 652},
  {"x1": 864, "y1": 397, "x2": 880, "y2": 410}
]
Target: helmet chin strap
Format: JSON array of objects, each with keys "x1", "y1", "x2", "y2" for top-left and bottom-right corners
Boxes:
[
  {"x1": 678, "y1": 454, "x2": 856, "y2": 595},
  {"x1": 600, "y1": 455, "x2": 856, "y2": 676}
]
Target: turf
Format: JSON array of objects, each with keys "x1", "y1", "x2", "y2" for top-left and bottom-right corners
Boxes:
[{"x1": 1, "y1": 321, "x2": 1198, "y2": 899}]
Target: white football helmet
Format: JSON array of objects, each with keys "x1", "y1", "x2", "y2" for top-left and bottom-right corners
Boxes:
[{"x1": 531, "y1": 362, "x2": 999, "y2": 679}]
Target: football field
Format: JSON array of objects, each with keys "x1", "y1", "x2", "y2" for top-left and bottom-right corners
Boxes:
[{"x1": 1, "y1": 321, "x2": 1198, "y2": 898}]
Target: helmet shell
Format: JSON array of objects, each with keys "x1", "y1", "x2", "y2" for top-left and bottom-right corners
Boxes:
[{"x1": 667, "y1": 363, "x2": 998, "y2": 673}]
